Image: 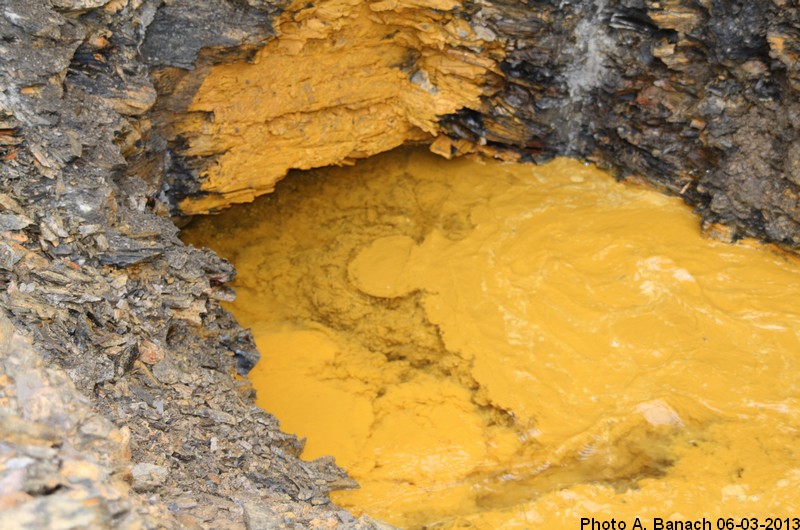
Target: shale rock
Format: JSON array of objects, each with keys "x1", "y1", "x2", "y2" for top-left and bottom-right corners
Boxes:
[
  {"x1": 1, "y1": 0, "x2": 799, "y2": 529},
  {"x1": 0, "y1": 0, "x2": 390, "y2": 528}
]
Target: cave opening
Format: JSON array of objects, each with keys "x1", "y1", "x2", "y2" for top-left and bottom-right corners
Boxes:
[
  {"x1": 159, "y1": 0, "x2": 800, "y2": 526},
  {"x1": 5, "y1": 0, "x2": 800, "y2": 528},
  {"x1": 182, "y1": 146, "x2": 800, "y2": 528}
]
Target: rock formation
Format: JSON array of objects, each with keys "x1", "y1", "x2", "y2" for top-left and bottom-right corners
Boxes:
[
  {"x1": 157, "y1": 0, "x2": 800, "y2": 248},
  {"x1": 0, "y1": 0, "x2": 798, "y2": 528}
]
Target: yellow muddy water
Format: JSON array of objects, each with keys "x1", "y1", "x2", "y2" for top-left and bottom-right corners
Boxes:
[{"x1": 182, "y1": 148, "x2": 800, "y2": 529}]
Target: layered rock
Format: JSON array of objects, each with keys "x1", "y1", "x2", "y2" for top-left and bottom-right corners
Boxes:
[
  {"x1": 0, "y1": 1, "x2": 386, "y2": 528},
  {"x1": 155, "y1": 0, "x2": 502, "y2": 214},
  {"x1": 1, "y1": 0, "x2": 800, "y2": 529},
  {"x1": 156, "y1": 0, "x2": 800, "y2": 247}
]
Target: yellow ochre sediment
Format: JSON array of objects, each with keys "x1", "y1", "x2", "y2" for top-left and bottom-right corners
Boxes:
[
  {"x1": 182, "y1": 149, "x2": 800, "y2": 529},
  {"x1": 175, "y1": 0, "x2": 500, "y2": 215}
]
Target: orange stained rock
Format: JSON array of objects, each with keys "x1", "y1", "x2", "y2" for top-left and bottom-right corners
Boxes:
[
  {"x1": 183, "y1": 149, "x2": 800, "y2": 529},
  {"x1": 177, "y1": 0, "x2": 501, "y2": 214}
]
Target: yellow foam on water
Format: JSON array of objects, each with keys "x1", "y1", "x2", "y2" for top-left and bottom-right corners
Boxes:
[{"x1": 183, "y1": 149, "x2": 800, "y2": 529}]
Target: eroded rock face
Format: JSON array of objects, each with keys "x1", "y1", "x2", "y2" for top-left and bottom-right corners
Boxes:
[
  {"x1": 453, "y1": 0, "x2": 800, "y2": 246},
  {"x1": 1, "y1": 0, "x2": 800, "y2": 529},
  {"x1": 155, "y1": 0, "x2": 503, "y2": 214},
  {"x1": 0, "y1": 1, "x2": 386, "y2": 528},
  {"x1": 156, "y1": 0, "x2": 800, "y2": 247}
]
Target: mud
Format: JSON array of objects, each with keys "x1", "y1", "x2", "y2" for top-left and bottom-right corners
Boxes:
[{"x1": 184, "y1": 148, "x2": 800, "y2": 528}]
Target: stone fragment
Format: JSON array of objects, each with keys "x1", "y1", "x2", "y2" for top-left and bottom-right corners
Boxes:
[
  {"x1": 241, "y1": 501, "x2": 283, "y2": 530},
  {"x1": 130, "y1": 463, "x2": 169, "y2": 492},
  {"x1": 0, "y1": 214, "x2": 32, "y2": 231},
  {"x1": 0, "y1": 242, "x2": 26, "y2": 271},
  {"x1": 50, "y1": 0, "x2": 111, "y2": 11},
  {"x1": 137, "y1": 339, "x2": 165, "y2": 365},
  {"x1": 151, "y1": 359, "x2": 180, "y2": 385}
]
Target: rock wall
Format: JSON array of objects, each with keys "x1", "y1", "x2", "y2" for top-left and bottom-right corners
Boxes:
[
  {"x1": 158, "y1": 0, "x2": 800, "y2": 247},
  {"x1": 467, "y1": 0, "x2": 800, "y2": 246},
  {"x1": 1, "y1": 0, "x2": 799, "y2": 529},
  {"x1": 0, "y1": 1, "x2": 385, "y2": 528},
  {"x1": 159, "y1": 0, "x2": 503, "y2": 214}
]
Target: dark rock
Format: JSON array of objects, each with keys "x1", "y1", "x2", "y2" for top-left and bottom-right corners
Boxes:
[{"x1": 141, "y1": 0, "x2": 283, "y2": 69}]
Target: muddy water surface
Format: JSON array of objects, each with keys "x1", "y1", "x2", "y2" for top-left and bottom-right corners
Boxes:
[{"x1": 183, "y1": 149, "x2": 800, "y2": 529}]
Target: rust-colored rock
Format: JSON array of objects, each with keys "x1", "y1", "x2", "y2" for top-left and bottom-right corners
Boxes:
[
  {"x1": 153, "y1": 0, "x2": 800, "y2": 249},
  {"x1": 159, "y1": 0, "x2": 502, "y2": 214}
]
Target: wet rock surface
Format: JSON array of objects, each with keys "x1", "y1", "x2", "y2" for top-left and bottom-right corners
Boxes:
[
  {"x1": 465, "y1": 0, "x2": 800, "y2": 247},
  {"x1": 157, "y1": 0, "x2": 800, "y2": 248},
  {"x1": 1, "y1": 0, "x2": 799, "y2": 528}
]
